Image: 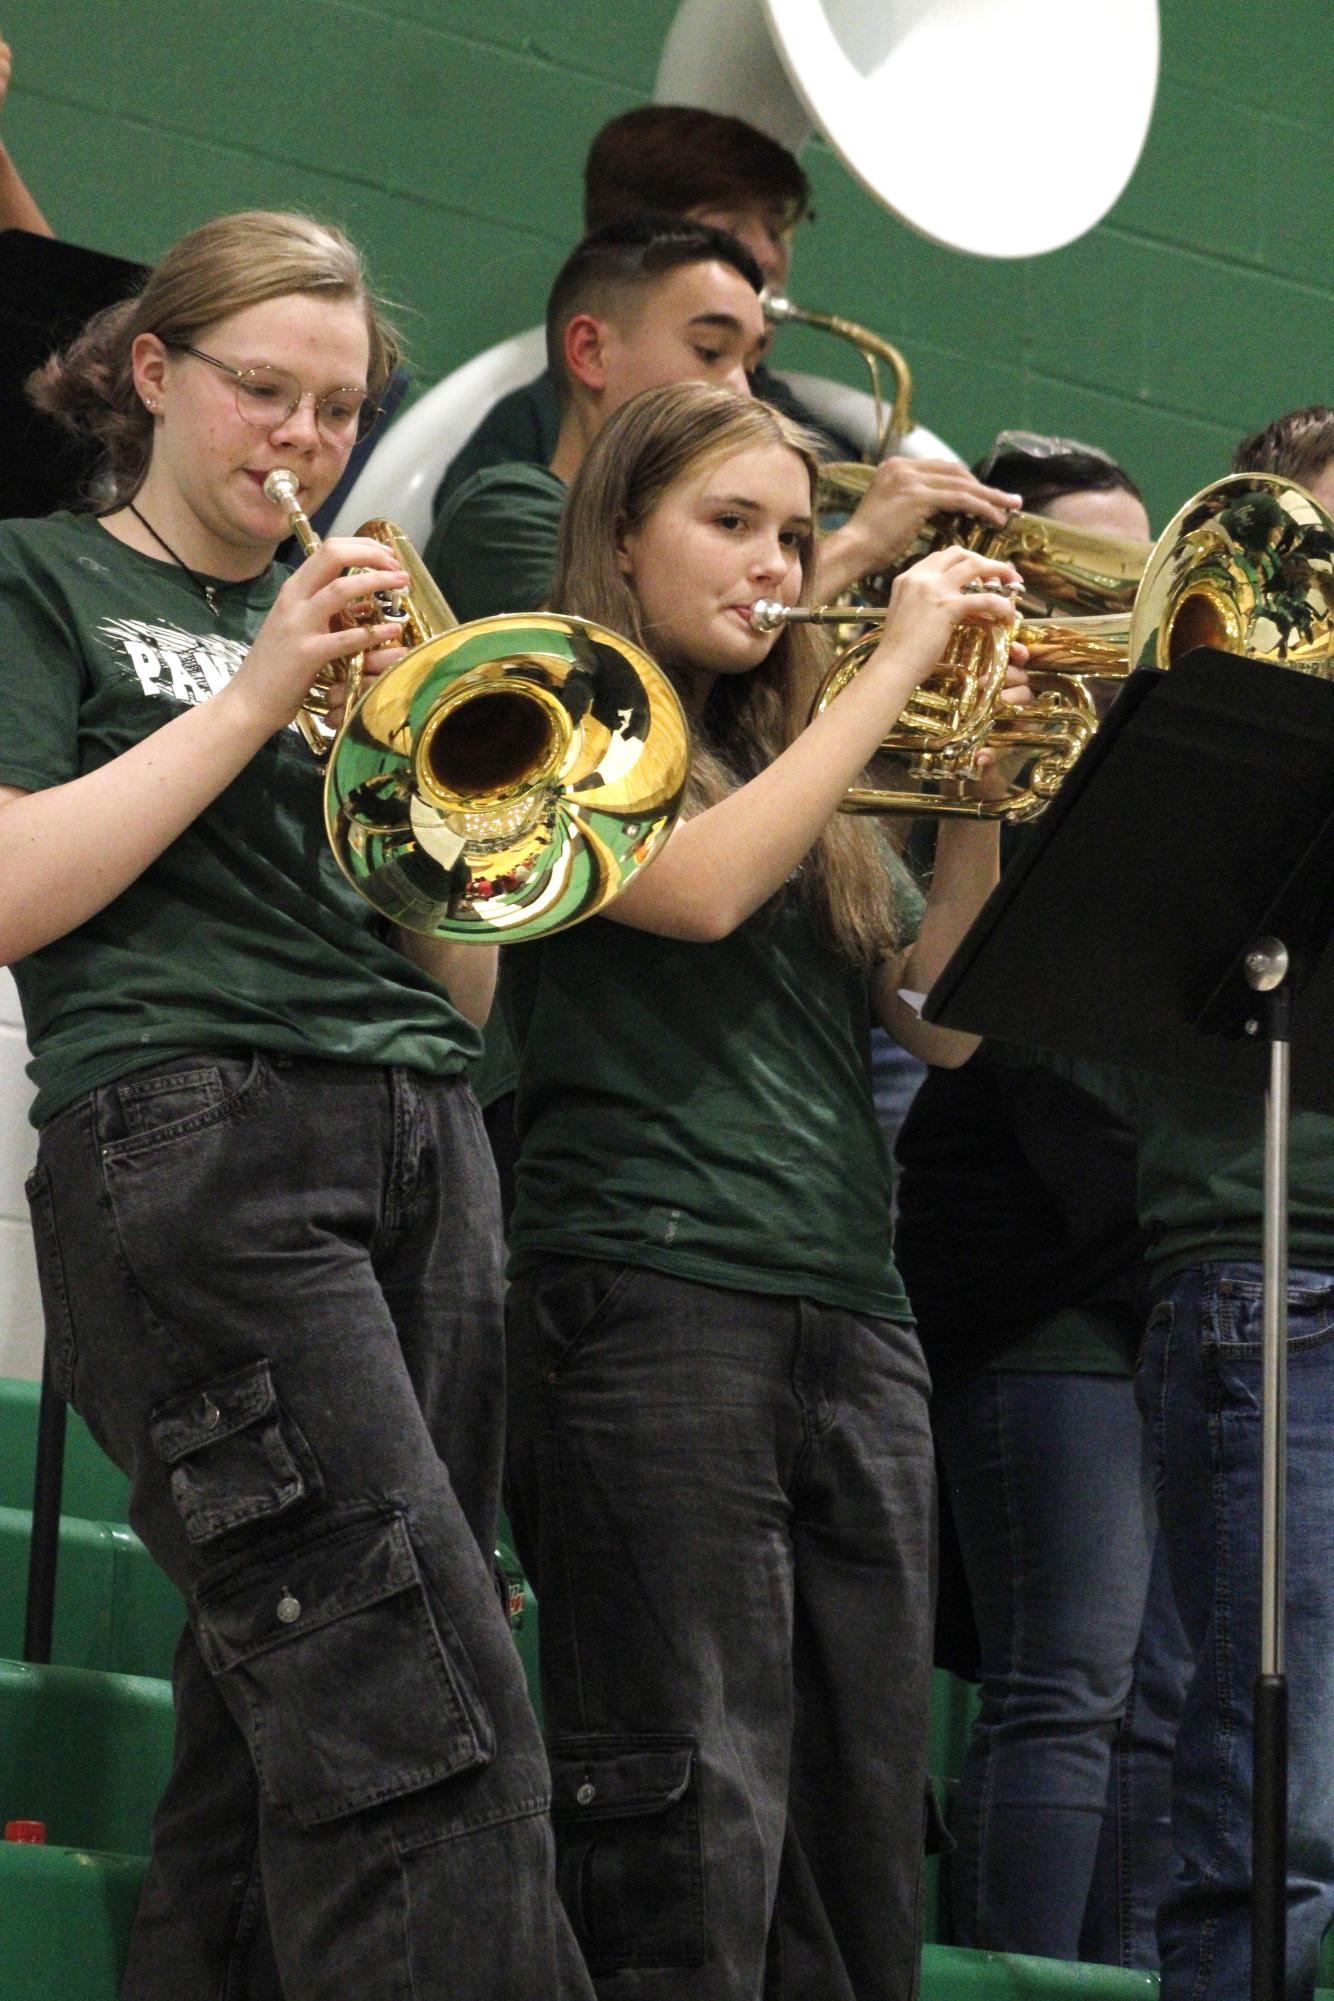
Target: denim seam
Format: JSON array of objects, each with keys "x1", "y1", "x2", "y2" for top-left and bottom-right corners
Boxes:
[
  {"x1": 542, "y1": 1263, "x2": 639, "y2": 1374},
  {"x1": 543, "y1": 1373, "x2": 591, "y2": 1731},
  {"x1": 91, "y1": 1148, "x2": 201, "y2": 1385},
  {"x1": 376, "y1": 1067, "x2": 410, "y2": 1246},
  {"x1": 1190, "y1": 1344, "x2": 1235, "y2": 2001},
  {"x1": 221, "y1": 1834, "x2": 269, "y2": 2001}
]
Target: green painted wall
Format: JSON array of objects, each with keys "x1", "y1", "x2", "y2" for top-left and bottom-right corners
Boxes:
[{"x1": 3, "y1": 0, "x2": 1331, "y2": 530}]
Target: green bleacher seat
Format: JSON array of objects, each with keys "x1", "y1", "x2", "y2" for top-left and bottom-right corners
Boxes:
[
  {"x1": 0, "y1": 1505, "x2": 183, "y2": 1679},
  {"x1": 922, "y1": 1946, "x2": 1157, "y2": 2000},
  {"x1": 0, "y1": 1657, "x2": 172, "y2": 1855},
  {"x1": 0, "y1": 1841, "x2": 145, "y2": 2001},
  {"x1": 0, "y1": 1378, "x2": 129, "y2": 1523}
]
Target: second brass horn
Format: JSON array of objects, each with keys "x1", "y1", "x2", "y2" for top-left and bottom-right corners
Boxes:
[
  {"x1": 263, "y1": 470, "x2": 690, "y2": 941},
  {"x1": 758, "y1": 473, "x2": 1334, "y2": 821}
]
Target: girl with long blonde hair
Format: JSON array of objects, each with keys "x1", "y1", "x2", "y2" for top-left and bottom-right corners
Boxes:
[
  {"x1": 0, "y1": 211, "x2": 591, "y2": 2001},
  {"x1": 502, "y1": 380, "x2": 1028, "y2": 2000}
]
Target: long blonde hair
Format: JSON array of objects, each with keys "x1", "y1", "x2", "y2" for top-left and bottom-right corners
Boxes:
[
  {"x1": 27, "y1": 210, "x2": 401, "y2": 508},
  {"x1": 553, "y1": 382, "x2": 908, "y2": 967}
]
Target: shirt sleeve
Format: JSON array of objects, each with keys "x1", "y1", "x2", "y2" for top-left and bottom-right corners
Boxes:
[
  {"x1": 432, "y1": 374, "x2": 562, "y2": 514},
  {"x1": 0, "y1": 536, "x2": 85, "y2": 793},
  {"x1": 424, "y1": 469, "x2": 566, "y2": 624}
]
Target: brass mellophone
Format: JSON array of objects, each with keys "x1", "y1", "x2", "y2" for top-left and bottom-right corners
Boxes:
[
  {"x1": 749, "y1": 475, "x2": 1334, "y2": 820},
  {"x1": 262, "y1": 470, "x2": 691, "y2": 940}
]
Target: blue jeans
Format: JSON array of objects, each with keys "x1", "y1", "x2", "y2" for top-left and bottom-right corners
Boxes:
[
  {"x1": 1138, "y1": 1262, "x2": 1334, "y2": 2001},
  {"x1": 505, "y1": 1258, "x2": 937, "y2": 2000},
  {"x1": 935, "y1": 1368, "x2": 1188, "y2": 1965},
  {"x1": 26, "y1": 1052, "x2": 592, "y2": 2001},
  {"x1": 1084, "y1": 1521, "x2": 1192, "y2": 1965}
]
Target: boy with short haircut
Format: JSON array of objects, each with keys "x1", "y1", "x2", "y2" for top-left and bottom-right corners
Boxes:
[{"x1": 423, "y1": 216, "x2": 766, "y2": 623}]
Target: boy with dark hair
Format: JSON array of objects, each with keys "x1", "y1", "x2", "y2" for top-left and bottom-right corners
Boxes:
[
  {"x1": 433, "y1": 104, "x2": 1018, "y2": 591},
  {"x1": 423, "y1": 217, "x2": 766, "y2": 623},
  {"x1": 540, "y1": 214, "x2": 763, "y2": 403},
  {"x1": 437, "y1": 107, "x2": 811, "y2": 506}
]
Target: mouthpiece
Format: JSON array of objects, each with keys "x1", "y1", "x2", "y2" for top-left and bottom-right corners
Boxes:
[
  {"x1": 263, "y1": 468, "x2": 301, "y2": 509},
  {"x1": 263, "y1": 467, "x2": 320, "y2": 559}
]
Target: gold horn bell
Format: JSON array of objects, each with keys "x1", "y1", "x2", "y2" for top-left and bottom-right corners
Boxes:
[{"x1": 264, "y1": 471, "x2": 690, "y2": 941}]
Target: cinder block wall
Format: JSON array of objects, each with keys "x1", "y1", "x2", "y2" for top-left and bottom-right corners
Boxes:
[{"x1": 1, "y1": 0, "x2": 1330, "y2": 1374}]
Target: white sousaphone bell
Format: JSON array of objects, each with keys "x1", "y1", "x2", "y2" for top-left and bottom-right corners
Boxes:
[{"x1": 657, "y1": 0, "x2": 1160, "y2": 260}]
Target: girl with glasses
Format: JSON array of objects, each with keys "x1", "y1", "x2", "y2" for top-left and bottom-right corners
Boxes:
[
  {"x1": 500, "y1": 379, "x2": 1028, "y2": 2000},
  {"x1": 0, "y1": 210, "x2": 591, "y2": 2000}
]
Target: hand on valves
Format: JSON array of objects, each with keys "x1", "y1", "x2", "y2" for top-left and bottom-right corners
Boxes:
[{"x1": 817, "y1": 458, "x2": 1024, "y2": 602}]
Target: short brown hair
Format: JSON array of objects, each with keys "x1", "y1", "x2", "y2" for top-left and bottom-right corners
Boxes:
[
  {"x1": 1232, "y1": 405, "x2": 1334, "y2": 489},
  {"x1": 545, "y1": 216, "x2": 762, "y2": 399},
  {"x1": 584, "y1": 106, "x2": 810, "y2": 234}
]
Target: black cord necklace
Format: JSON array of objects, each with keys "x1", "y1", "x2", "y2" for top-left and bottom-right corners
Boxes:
[{"x1": 126, "y1": 502, "x2": 267, "y2": 618}]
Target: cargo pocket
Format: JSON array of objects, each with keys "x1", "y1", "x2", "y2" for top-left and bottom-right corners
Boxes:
[
  {"x1": 551, "y1": 1735, "x2": 704, "y2": 1972},
  {"x1": 150, "y1": 1359, "x2": 321, "y2": 1544},
  {"x1": 25, "y1": 1162, "x2": 78, "y2": 1402},
  {"x1": 195, "y1": 1508, "x2": 495, "y2": 1827}
]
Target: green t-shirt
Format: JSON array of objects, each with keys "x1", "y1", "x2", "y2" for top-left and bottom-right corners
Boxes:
[
  {"x1": 423, "y1": 462, "x2": 566, "y2": 626},
  {"x1": 1133, "y1": 1076, "x2": 1334, "y2": 1287},
  {"x1": 0, "y1": 512, "x2": 480, "y2": 1125},
  {"x1": 1040, "y1": 1055, "x2": 1334, "y2": 1289},
  {"x1": 503, "y1": 895, "x2": 912, "y2": 1321}
]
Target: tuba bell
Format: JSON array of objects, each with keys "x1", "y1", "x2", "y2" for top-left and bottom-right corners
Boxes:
[
  {"x1": 264, "y1": 471, "x2": 690, "y2": 941},
  {"x1": 755, "y1": 474, "x2": 1334, "y2": 821}
]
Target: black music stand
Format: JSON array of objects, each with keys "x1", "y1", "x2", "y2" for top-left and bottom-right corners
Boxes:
[{"x1": 923, "y1": 648, "x2": 1334, "y2": 2001}]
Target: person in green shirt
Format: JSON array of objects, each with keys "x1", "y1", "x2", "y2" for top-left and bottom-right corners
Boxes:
[
  {"x1": 434, "y1": 103, "x2": 824, "y2": 501},
  {"x1": 501, "y1": 378, "x2": 1031, "y2": 1997},
  {"x1": 2, "y1": 211, "x2": 592, "y2": 2001},
  {"x1": 893, "y1": 440, "x2": 1189, "y2": 1971},
  {"x1": 427, "y1": 216, "x2": 768, "y2": 1200},
  {"x1": 430, "y1": 216, "x2": 1020, "y2": 1209},
  {"x1": 1129, "y1": 396, "x2": 1334, "y2": 2001},
  {"x1": 425, "y1": 216, "x2": 769, "y2": 625},
  {"x1": 427, "y1": 212, "x2": 1021, "y2": 631},
  {"x1": 435, "y1": 99, "x2": 1019, "y2": 562}
]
